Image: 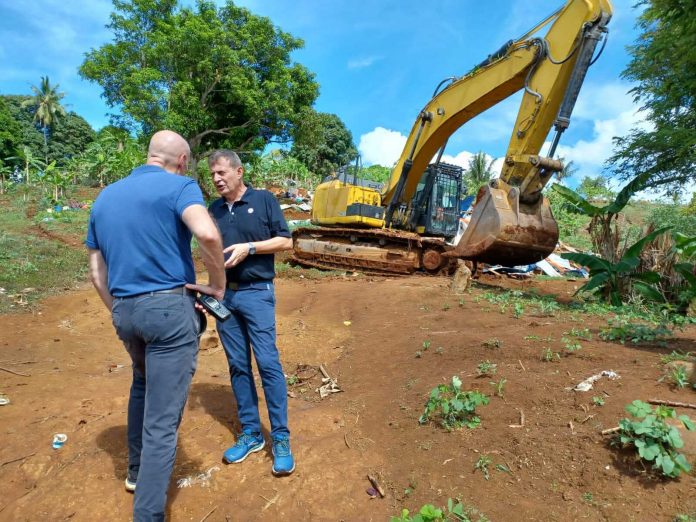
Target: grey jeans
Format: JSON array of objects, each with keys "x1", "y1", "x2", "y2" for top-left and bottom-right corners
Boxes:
[{"x1": 111, "y1": 292, "x2": 199, "y2": 522}]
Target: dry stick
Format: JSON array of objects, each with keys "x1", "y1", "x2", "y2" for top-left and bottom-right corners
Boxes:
[
  {"x1": 509, "y1": 410, "x2": 525, "y2": 428},
  {"x1": 367, "y1": 474, "x2": 385, "y2": 498},
  {"x1": 518, "y1": 360, "x2": 526, "y2": 372},
  {"x1": 648, "y1": 399, "x2": 696, "y2": 410},
  {"x1": 601, "y1": 427, "x2": 620, "y2": 435},
  {"x1": 0, "y1": 452, "x2": 36, "y2": 467},
  {"x1": 0, "y1": 366, "x2": 30, "y2": 377},
  {"x1": 344, "y1": 432, "x2": 351, "y2": 449},
  {"x1": 319, "y1": 364, "x2": 331, "y2": 380},
  {"x1": 199, "y1": 506, "x2": 217, "y2": 522}
]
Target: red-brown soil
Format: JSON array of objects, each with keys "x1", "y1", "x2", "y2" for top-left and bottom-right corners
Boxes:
[{"x1": 1, "y1": 275, "x2": 695, "y2": 521}]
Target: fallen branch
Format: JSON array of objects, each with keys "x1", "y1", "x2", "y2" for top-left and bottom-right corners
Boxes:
[
  {"x1": 367, "y1": 474, "x2": 385, "y2": 498},
  {"x1": 1, "y1": 452, "x2": 36, "y2": 467},
  {"x1": 648, "y1": 399, "x2": 696, "y2": 410},
  {"x1": 259, "y1": 491, "x2": 279, "y2": 511},
  {"x1": 509, "y1": 410, "x2": 525, "y2": 428},
  {"x1": 601, "y1": 427, "x2": 620, "y2": 435},
  {"x1": 199, "y1": 506, "x2": 217, "y2": 522},
  {"x1": 0, "y1": 366, "x2": 30, "y2": 377}
]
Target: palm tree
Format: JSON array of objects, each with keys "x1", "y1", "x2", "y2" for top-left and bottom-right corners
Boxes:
[
  {"x1": 464, "y1": 151, "x2": 496, "y2": 194},
  {"x1": 555, "y1": 156, "x2": 578, "y2": 185},
  {"x1": 22, "y1": 76, "x2": 66, "y2": 159}
]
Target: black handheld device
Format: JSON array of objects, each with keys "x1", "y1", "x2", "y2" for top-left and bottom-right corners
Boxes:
[{"x1": 196, "y1": 294, "x2": 232, "y2": 322}]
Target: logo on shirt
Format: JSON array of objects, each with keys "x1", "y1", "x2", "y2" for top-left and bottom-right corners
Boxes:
[{"x1": 248, "y1": 208, "x2": 254, "y2": 214}]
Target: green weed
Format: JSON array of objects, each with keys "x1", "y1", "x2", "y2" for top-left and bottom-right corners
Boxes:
[
  {"x1": 592, "y1": 396, "x2": 606, "y2": 406},
  {"x1": 614, "y1": 400, "x2": 695, "y2": 478},
  {"x1": 489, "y1": 378, "x2": 507, "y2": 398},
  {"x1": 476, "y1": 360, "x2": 497, "y2": 377},
  {"x1": 474, "y1": 455, "x2": 492, "y2": 480},
  {"x1": 391, "y1": 498, "x2": 488, "y2": 522},
  {"x1": 419, "y1": 376, "x2": 489, "y2": 430}
]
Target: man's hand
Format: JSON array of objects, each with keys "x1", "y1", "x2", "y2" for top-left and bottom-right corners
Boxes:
[
  {"x1": 223, "y1": 243, "x2": 251, "y2": 268},
  {"x1": 185, "y1": 283, "x2": 225, "y2": 302}
]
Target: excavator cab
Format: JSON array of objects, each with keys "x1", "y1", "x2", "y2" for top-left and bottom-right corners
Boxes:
[{"x1": 405, "y1": 162, "x2": 463, "y2": 239}]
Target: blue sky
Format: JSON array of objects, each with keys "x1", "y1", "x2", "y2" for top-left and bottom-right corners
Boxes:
[{"x1": 2, "y1": 0, "x2": 680, "y2": 195}]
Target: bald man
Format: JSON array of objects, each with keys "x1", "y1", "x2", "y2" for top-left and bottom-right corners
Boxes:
[{"x1": 86, "y1": 130, "x2": 225, "y2": 521}]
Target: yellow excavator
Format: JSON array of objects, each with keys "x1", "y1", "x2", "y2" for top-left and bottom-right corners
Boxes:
[{"x1": 292, "y1": 0, "x2": 613, "y2": 275}]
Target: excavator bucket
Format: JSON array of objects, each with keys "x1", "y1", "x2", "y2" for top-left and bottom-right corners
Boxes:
[{"x1": 450, "y1": 184, "x2": 558, "y2": 266}]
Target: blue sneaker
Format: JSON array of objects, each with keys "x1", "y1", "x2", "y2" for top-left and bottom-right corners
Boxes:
[
  {"x1": 272, "y1": 436, "x2": 295, "y2": 476},
  {"x1": 223, "y1": 432, "x2": 265, "y2": 464}
]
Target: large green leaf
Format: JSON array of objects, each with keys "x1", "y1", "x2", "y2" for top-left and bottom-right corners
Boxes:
[
  {"x1": 603, "y1": 171, "x2": 652, "y2": 214},
  {"x1": 633, "y1": 271, "x2": 661, "y2": 284},
  {"x1": 551, "y1": 184, "x2": 603, "y2": 216},
  {"x1": 622, "y1": 226, "x2": 672, "y2": 261},
  {"x1": 578, "y1": 271, "x2": 610, "y2": 294},
  {"x1": 627, "y1": 400, "x2": 652, "y2": 418},
  {"x1": 614, "y1": 257, "x2": 640, "y2": 274},
  {"x1": 674, "y1": 263, "x2": 696, "y2": 287},
  {"x1": 633, "y1": 281, "x2": 666, "y2": 302}
]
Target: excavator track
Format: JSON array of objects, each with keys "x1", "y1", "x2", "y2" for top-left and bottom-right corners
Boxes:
[{"x1": 290, "y1": 227, "x2": 456, "y2": 276}]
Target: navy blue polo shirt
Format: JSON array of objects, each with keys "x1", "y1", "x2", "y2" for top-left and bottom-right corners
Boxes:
[
  {"x1": 209, "y1": 187, "x2": 291, "y2": 283},
  {"x1": 85, "y1": 165, "x2": 205, "y2": 297}
]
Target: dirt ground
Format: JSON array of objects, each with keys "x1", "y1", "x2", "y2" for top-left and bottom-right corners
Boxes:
[{"x1": 1, "y1": 274, "x2": 695, "y2": 521}]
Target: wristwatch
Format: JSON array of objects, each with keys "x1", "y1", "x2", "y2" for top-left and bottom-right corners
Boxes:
[{"x1": 248, "y1": 242, "x2": 256, "y2": 255}]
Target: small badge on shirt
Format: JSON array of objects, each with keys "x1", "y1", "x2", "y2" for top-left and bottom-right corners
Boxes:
[{"x1": 248, "y1": 208, "x2": 254, "y2": 214}]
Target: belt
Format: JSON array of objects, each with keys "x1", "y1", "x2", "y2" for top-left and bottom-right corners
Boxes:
[
  {"x1": 227, "y1": 280, "x2": 272, "y2": 291},
  {"x1": 124, "y1": 286, "x2": 196, "y2": 298}
]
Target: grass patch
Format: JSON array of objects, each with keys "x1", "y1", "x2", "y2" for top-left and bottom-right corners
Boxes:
[{"x1": 0, "y1": 193, "x2": 89, "y2": 313}]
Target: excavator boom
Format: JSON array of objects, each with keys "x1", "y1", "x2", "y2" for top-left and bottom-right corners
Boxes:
[{"x1": 292, "y1": 0, "x2": 613, "y2": 274}]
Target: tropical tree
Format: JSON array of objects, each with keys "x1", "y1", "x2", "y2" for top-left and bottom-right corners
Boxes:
[
  {"x1": 47, "y1": 113, "x2": 96, "y2": 164},
  {"x1": 361, "y1": 164, "x2": 391, "y2": 184},
  {"x1": 0, "y1": 97, "x2": 21, "y2": 164},
  {"x1": 6, "y1": 145, "x2": 45, "y2": 186},
  {"x1": 607, "y1": 0, "x2": 696, "y2": 195},
  {"x1": 562, "y1": 227, "x2": 671, "y2": 306},
  {"x1": 21, "y1": 76, "x2": 67, "y2": 157},
  {"x1": 463, "y1": 152, "x2": 496, "y2": 194},
  {"x1": 552, "y1": 173, "x2": 650, "y2": 263},
  {"x1": 554, "y1": 157, "x2": 578, "y2": 185},
  {"x1": 69, "y1": 130, "x2": 144, "y2": 187},
  {"x1": 577, "y1": 175, "x2": 615, "y2": 202},
  {"x1": 80, "y1": 0, "x2": 319, "y2": 177},
  {"x1": 245, "y1": 150, "x2": 312, "y2": 188},
  {"x1": 290, "y1": 109, "x2": 357, "y2": 178}
]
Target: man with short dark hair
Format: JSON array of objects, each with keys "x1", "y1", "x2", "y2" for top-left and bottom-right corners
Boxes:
[
  {"x1": 86, "y1": 130, "x2": 226, "y2": 521},
  {"x1": 207, "y1": 149, "x2": 295, "y2": 476}
]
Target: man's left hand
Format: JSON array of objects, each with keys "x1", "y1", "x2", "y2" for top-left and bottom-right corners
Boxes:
[{"x1": 223, "y1": 243, "x2": 250, "y2": 268}]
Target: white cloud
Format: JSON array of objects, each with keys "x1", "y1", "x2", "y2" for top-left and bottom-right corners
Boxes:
[
  {"x1": 358, "y1": 127, "x2": 407, "y2": 166},
  {"x1": 347, "y1": 56, "x2": 380, "y2": 69},
  {"x1": 572, "y1": 82, "x2": 637, "y2": 121},
  {"x1": 553, "y1": 108, "x2": 651, "y2": 187}
]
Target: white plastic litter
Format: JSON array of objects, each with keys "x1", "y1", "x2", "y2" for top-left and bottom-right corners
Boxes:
[
  {"x1": 176, "y1": 466, "x2": 220, "y2": 488},
  {"x1": 571, "y1": 370, "x2": 620, "y2": 392},
  {"x1": 52, "y1": 433, "x2": 68, "y2": 449},
  {"x1": 535, "y1": 259, "x2": 562, "y2": 277}
]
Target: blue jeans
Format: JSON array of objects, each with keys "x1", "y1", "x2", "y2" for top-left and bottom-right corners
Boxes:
[
  {"x1": 217, "y1": 282, "x2": 289, "y2": 439},
  {"x1": 112, "y1": 293, "x2": 199, "y2": 522}
]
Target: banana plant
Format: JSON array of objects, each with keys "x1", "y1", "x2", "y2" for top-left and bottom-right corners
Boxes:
[
  {"x1": 552, "y1": 172, "x2": 651, "y2": 263},
  {"x1": 562, "y1": 226, "x2": 671, "y2": 306}
]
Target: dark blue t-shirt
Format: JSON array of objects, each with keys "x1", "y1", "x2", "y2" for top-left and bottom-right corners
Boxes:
[
  {"x1": 209, "y1": 187, "x2": 291, "y2": 283},
  {"x1": 85, "y1": 165, "x2": 205, "y2": 297}
]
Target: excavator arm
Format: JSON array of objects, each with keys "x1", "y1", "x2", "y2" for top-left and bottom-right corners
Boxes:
[{"x1": 384, "y1": 0, "x2": 612, "y2": 265}]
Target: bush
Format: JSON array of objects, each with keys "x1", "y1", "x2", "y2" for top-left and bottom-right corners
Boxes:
[{"x1": 614, "y1": 400, "x2": 695, "y2": 478}]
